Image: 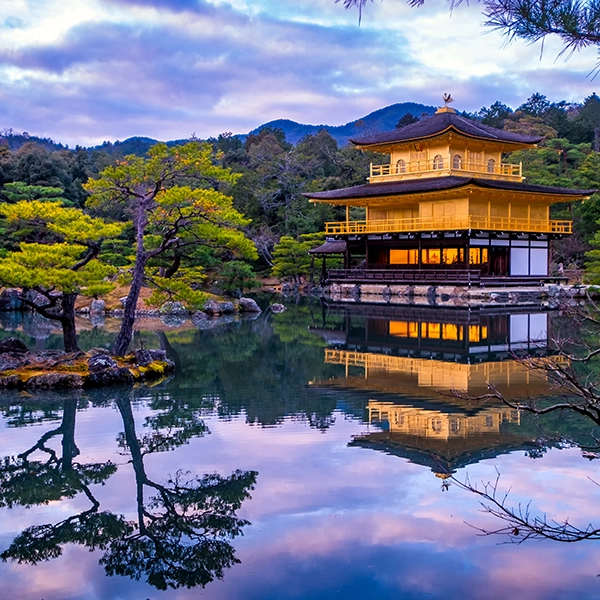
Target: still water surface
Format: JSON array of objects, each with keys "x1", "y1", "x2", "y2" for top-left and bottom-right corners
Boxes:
[{"x1": 0, "y1": 301, "x2": 599, "y2": 599}]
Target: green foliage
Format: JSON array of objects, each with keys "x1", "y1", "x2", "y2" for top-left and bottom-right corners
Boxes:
[
  {"x1": 215, "y1": 261, "x2": 261, "y2": 296},
  {"x1": 1, "y1": 182, "x2": 66, "y2": 204},
  {"x1": 271, "y1": 236, "x2": 314, "y2": 281},
  {"x1": 145, "y1": 271, "x2": 208, "y2": 310},
  {"x1": 478, "y1": 101, "x2": 513, "y2": 127},
  {"x1": 85, "y1": 142, "x2": 257, "y2": 319},
  {"x1": 0, "y1": 201, "x2": 122, "y2": 296}
]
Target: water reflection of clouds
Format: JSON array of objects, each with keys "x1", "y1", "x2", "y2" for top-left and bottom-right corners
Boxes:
[{"x1": 2, "y1": 402, "x2": 600, "y2": 598}]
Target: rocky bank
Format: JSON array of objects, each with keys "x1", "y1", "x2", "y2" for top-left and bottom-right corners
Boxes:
[{"x1": 0, "y1": 337, "x2": 175, "y2": 390}]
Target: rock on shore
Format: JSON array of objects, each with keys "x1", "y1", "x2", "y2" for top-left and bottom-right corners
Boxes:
[{"x1": 0, "y1": 338, "x2": 175, "y2": 390}]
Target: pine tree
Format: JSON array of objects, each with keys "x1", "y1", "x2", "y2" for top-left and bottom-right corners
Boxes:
[{"x1": 0, "y1": 200, "x2": 123, "y2": 351}]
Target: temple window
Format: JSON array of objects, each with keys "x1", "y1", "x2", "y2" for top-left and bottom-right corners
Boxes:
[
  {"x1": 433, "y1": 154, "x2": 444, "y2": 169},
  {"x1": 396, "y1": 159, "x2": 406, "y2": 173},
  {"x1": 487, "y1": 158, "x2": 496, "y2": 173},
  {"x1": 468, "y1": 151, "x2": 483, "y2": 167},
  {"x1": 431, "y1": 418, "x2": 443, "y2": 432},
  {"x1": 442, "y1": 248, "x2": 464, "y2": 264},
  {"x1": 389, "y1": 321, "x2": 419, "y2": 338},
  {"x1": 442, "y1": 323, "x2": 463, "y2": 341},
  {"x1": 411, "y1": 150, "x2": 427, "y2": 170},
  {"x1": 421, "y1": 248, "x2": 441, "y2": 264},
  {"x1": 421, "y1": 247, "x2": 464, "y2": 265},
  {"x1": 452, "y1": 154, "x2": 462, "y2": 169},
  {"x1": 469, "y1": 247, "x2": 489, "y2": 264},
  {"x1": 390, "y1": 249, "x2": 418, "y2": 264}
]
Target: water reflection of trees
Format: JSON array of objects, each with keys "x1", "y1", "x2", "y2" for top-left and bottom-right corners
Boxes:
[
  {"x1": 154, "y1": 305, "x2": 350, "y2": 430},
  {"x1": 453, "y1": 301, "x2": 600, "y2": 545},
  {"x1": 0, "y1": 391, "x2": 257, "y2": 590}
]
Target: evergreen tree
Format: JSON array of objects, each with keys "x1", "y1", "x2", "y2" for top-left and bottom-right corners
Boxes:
[
  {"x1": 0, "y1": 201, "x2": 122, "y2": 352},
  {"x1": 85, "y1": 142, "x2": 257, "y2": 356}
]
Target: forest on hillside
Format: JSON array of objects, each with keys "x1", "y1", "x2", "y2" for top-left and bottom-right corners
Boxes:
[{"x1": 3, "y1": 92, "x2": 600, "y2": 287}]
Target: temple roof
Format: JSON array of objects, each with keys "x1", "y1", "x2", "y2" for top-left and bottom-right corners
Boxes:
[
  {"x1": 350, "y1": 109, "x2": 543, "y2": 148},
  {"x1": 304, "y1": 176, "x2": 595, "y2": 202},
  {"x1": 308, "y1": 240, "x2": 347, "y2": 254}
]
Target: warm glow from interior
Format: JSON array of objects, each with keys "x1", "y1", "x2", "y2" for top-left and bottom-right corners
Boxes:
[
  {"x1": 421, "y1": 249, "x2": 441, "y2": 264},
  {"x1": 390, "y1": 249, "x2": 419, "y2": 264},
  {"x1": 389, "y1": 321, "x2": 419, "y2": 337},
  {"x1": 390, "y1": 321, "x2": 467, "y2": 340},
  {"x1": 469, "y1": 247, "x2": 489, "y2": 264},
  {"x1": 442, "y1": 323, "x2": 463, "y2": 341},
  {"x1": 468, "y1": 325, "x2": 489, "y2": 342}
]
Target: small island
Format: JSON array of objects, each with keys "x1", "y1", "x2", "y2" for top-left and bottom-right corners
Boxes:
[{"x1": 0, "y1": 337, "x2": 175, "y2": 389}]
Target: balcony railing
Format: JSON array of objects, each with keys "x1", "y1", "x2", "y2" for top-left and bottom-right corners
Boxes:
[
  {"x1": 370, "y1": 159, "x2": 522, "y2": 181},
  {"x1": 324, "y1": 216, "x2": 572, "y2": 235}
]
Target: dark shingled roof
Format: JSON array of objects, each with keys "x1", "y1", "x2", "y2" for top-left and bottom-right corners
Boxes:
[
  {"x1": 304, "y1": 176, "x2": 595, "y2": 201},
  {"x1": 309, "y1": 240, "x2": 347, "y2": 254},
  {"x1": 350, "y1": 110, "x2": 543, "y2": 147}
]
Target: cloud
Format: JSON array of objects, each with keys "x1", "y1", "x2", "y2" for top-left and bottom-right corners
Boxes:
[{"x1": 0, "y1": 0, "x2": 597, "y2": 146}]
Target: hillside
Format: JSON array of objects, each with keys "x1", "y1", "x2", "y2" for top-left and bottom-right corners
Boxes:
[
  {"x1": 247, "y1": 102, "x2": 437, "y2": 145},
  {"x1": 0, "y1": 101, "x2": 437, "y2": 152}
]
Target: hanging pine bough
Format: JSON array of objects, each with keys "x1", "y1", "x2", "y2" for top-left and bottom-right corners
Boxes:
[{"x1": 0, "y1": 200, "x2": 124, "y2": 353}]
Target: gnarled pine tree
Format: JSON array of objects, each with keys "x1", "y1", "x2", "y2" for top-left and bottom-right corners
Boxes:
[{"x1": 85, "y1": 142, "x2": 257, "y2": 357}]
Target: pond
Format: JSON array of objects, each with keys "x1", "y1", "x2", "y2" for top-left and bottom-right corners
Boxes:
[{"x1": 0, "y1": 300, "x2": 600, "y2": 599}]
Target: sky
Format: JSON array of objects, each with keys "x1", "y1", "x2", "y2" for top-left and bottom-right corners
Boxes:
[{"x1": 1, "y1": 0, "x2": 599, "y2": 147}]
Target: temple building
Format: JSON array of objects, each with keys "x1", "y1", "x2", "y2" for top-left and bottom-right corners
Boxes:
[{"x1": 305, "y1": 104, "x2": 594, "y2": 293}]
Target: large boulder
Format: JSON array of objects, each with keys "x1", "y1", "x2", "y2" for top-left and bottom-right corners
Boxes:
[
  {"x1": 90, "y1": 299, "x2": 106, "y2": 314},
  {"x1": 134, "y1": 349, "x2": 155, "y2": 366},
  {"x1": 219, "y1": 301, "x2": 235, "y2": 314},
  {"x1": 238, "y1": 298, "x2": 261, "y2": 313},
  {"x1": 0, "y1": 289, "x2": 22, "y2": 311},
  {"x1": 85, "y1": 367, "x2": 135, "y2": 387},
  {"x1": 25, "y1": 372, "x2": 85, "y2": 389},
  {"x1": 0, "y1": 337, "x2": 28, "y2": 354},
  {"x1": 25, "y1": 290, "x2": 47, "y2": 307},
  {"x1": 88, "y1": 354, "x2": 118, "y2": 372},
  {"x1": 204, "y1": 299, "x2": 222, "y2": 315},
  {"x1": 0, "y1": 354, "x2": 30, "y2": 372},
  {"x1": 149, "y1": 349, "x2": 168, "y2": 362},
  {"x1": 159, "y1": 301, "x2": 188, "y2": 316}
]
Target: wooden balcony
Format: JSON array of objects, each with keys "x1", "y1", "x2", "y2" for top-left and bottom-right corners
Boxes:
[
  {"x1": 324, "y1": 216, "x2": 572, "y2": 236},
  {"x1": 326, "y1": 268, "x2": 568, "y2": 286},
  {"x1": 369, "y1": 159, "x2": 522, "y2": 182}
]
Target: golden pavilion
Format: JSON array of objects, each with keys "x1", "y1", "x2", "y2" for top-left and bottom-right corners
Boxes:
[{"x1": 305, "y1": 104, "x2": 594, "y2": 289}]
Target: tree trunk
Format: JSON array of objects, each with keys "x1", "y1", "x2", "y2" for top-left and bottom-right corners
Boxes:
[
  {"x1": 116, "y1": 397, "x2": 148, "y2": 533},
  {"x1": 112, "y1": 257, "x2": 146, "y2": 356},
  {"x1": 61, "y1": 293, "x2": 79, "y2": 353},
  {"x1": 113, "y1": 199, "x2": 148, "y2": 357},
  {"x1": 60, "y1": 398, "x2": 79, "y2": 472}
]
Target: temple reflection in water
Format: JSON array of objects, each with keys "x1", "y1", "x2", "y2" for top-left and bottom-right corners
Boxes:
[{"x1": 311, "y1": 304, "x2": 561, "y2": 476}]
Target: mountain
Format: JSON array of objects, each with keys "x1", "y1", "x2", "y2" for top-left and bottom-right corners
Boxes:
[
  {"x1": 247, "y1": 102, "x2": 437, "y2": 145},
  {"x1": 0, "y1": 102, "x2": 438, "y2": 153}
]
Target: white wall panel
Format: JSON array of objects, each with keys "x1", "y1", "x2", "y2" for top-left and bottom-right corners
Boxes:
[
  {"x1": 530, "y1": 248, "x2": 548, "y2": 275},
  {"x1": 511, "y1": 248, "x2": 529, "y2": 275}
]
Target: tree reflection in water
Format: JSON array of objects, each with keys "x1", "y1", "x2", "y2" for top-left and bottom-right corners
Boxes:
[{"x1": 0, "y1": 393, "x2": 257, "y2": 590}]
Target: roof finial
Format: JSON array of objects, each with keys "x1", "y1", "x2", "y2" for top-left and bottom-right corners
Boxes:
[{"x1": 443, "y1": 93, "x2": 454, "y2": 107}]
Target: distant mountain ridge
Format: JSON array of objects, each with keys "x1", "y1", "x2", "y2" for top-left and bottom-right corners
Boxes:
[
  {"x1": 0, "y1": 102, "x2": 437, "y2": 153},
  {"x1": 248, "y1": 102, "x2": 437, "y2": 145}
]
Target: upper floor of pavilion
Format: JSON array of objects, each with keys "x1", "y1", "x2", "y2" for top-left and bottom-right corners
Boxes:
[{"x1": 351, "y1": 106, "x2": 542, "y2": 184}]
